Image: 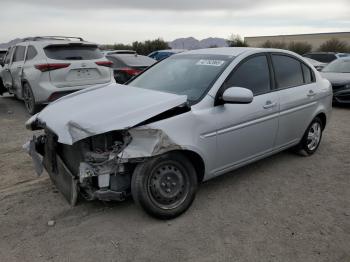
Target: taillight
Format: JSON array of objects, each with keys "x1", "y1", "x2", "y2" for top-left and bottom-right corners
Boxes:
[
  {"x1": 95, "y1": 61, "x2": 113, "y2": 67},
  {"x1": 120, "y1": 67, "x2": 141, "y2": 76},
  {"x1": 35, "y1": 63, "x2": 70, "y2": 72}
]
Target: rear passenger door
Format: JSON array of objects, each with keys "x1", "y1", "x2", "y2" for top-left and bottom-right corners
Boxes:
[
  {"x1": 271, "y1": 53, "x2": 318, "y2": 148},
  {"x1": 10, "y1": 44, "x2": 27, "y2": 95}
]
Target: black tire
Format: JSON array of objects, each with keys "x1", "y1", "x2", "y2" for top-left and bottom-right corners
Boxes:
[
  {"x1": 295, "y1": 117, "x2": 323, "y2": 156},
  {"x1": 131, "y1": 152, "x2": 198, "y2": 219},
  {"x1": 22, "y1": 83, "x2": 41, "y2": 115},
  {"x1": 0, "y1": 77, "x2": 6, "y2": 96}
]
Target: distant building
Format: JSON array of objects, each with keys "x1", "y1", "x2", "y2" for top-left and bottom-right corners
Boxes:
[{"x1": 245, "y1": 32, "x2": 350, "y2": 50}]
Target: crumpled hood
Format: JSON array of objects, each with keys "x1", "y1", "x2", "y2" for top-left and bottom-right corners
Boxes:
[
  {"x1": 27, "y1": 83, "x2": 187, "y2": 145},
  {"x1": 321, "y1": 72, "x2": 350, "y2": 85}
]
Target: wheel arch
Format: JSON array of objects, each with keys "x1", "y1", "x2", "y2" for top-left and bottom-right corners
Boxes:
[
  {"x1": 315, "y1": 112, "x2": 327, "y2": 130},
  {"x1": 170, "y1": 149, "x2": 206, "y2": 183}
]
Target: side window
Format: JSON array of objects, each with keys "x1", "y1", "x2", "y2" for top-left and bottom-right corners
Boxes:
[
  {"x1": 224, "y1": 55, "x2": 271, "y2": 95},
  {"x1": 272, "y1": 55, "x2": 304, "y2": 88},
  {"x1": 4, "y1": 47, "x2": 14, "y2": 64},
  {"x1": 26, "y1": 46, "x2": 38, "y2": 61},
  {"x1": 12, "y1": 46, "x2": 26, "y2": 62},
  {"x1": 302, "y1": 63, "x2": 314, "y2": 84}
]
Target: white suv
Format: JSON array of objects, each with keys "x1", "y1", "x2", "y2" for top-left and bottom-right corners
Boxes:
[{"x1": 0, "y1": 36, "x2": 114, "y2": 114}]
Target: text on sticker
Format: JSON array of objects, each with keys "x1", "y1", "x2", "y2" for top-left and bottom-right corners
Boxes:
[{"x1": 196, "y1": 60, "x2": 225, "y2": 66}]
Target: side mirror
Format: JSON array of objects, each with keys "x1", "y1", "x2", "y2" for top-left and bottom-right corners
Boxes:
[
  {"x1": 0, "y1": 60, "x2": 4, "y2": 67},
  {"x1": 222, "y1": 87, "x2": 253, "y2": 104}
]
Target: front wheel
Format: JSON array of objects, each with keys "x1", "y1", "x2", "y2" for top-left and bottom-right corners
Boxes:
[
  {"x1": 131, "y1": 152, "x2": 198, "y2": 219},
  {"x1": 296, "y1": 117, "x2": 323, "y2": 156}
]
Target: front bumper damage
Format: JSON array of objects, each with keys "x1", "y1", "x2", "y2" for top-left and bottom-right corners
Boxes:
[{"x1": 25, "y1": 127, "x2": 182, "y2": 205}]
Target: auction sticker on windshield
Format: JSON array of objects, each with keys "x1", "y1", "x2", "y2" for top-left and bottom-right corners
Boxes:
[{"x1": 196, "y1": 59, "x2": 225, "y2": 66}]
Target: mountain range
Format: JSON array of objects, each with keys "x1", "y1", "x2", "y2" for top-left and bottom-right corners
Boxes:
[
  {"x1": 0, "y1": 37, "x2": 228, "y2": 50},
  {"x1": 168, "y1": 37, "x2": 228, "y2": 49}
]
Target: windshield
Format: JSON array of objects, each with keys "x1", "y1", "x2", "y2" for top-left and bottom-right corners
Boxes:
[
  {"x1": 322, "y1": 59, "x2": 350, "y2": 73},
  {"x1": 128, "y1": 54, "x2": 233, "y2": 103}
]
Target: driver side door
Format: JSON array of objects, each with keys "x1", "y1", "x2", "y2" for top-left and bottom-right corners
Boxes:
[
  {"x1": 213, "y1": 54, "x2": 279, "y2": 174},
  {"x1": 2, "y1": 47, "x2": 15, "y2": 90}
]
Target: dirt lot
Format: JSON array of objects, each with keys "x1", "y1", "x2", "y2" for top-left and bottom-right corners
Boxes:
[{"x1": 0, "y1": 94, "x2": 349, "y2": 262}]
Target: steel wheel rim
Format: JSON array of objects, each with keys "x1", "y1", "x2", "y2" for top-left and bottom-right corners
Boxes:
[
  {"x1": 23, "y1": 86, "x2": 34, "y2": 112},
  {"x1": 147, "y1": 162, "x2": 189, "y2": 210},
  {"x1": 307, "y1": 122, "x2": 321, "y2": 151}
]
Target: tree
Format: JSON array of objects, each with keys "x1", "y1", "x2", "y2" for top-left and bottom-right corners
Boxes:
[
  {"x1": 227, "y1": 34, "x2": 249, "y2": 47},
  {"x1": 132, "y1": 38, "x2": 169, "y2": 55},
  {"x1": 101, "y1": 38, "x2": 170, "y2": 55},
  {"x1": 287, "y1": 41, "x2": 312, "y2": 55},
  {"x1": 260, "y1": 40, "x2": 287, "y2": 49},
  {"x1": 318, "y1": 38, "x2": 349, "y2": 53}
]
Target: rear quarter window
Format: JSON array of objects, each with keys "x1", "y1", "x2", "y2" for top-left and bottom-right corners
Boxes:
[
  {"x1": 44, "y1": 45, "x2": 103, "y2": 60},
  {"x1": 26, "y1": 46, "x2": 38, "y2": 60}
]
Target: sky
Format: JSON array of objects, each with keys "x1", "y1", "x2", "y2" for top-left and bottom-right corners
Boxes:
[{"x1": 0, "y1": 0, "x2": 349, "y2": 44}]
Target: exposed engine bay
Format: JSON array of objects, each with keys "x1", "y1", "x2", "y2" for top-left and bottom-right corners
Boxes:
[{"x1": 26, "y1": 126, "x2": 183, "y2": 205}]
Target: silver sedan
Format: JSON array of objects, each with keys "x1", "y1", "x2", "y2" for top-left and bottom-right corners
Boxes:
[{"x1": 26, "y1": 47, "x2": 332, "y2": 219}]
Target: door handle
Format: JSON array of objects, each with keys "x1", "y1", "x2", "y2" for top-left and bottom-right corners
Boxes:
[
  {"x1": 307, "y1": 90, "x2": 316, "y2": 97},
  {"x1": 17, "y1": 66, "x2": 23, "y2": 69},
  {"x1": 263, "y1": 101, "x2": 277, "y2": 109}
]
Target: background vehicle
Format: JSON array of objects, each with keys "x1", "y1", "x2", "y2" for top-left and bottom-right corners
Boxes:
[
  {"x1": 0, "y1": 49, "x2": 7, "y2": 64},
  {"x1": 0, "y1": 36, "x2": 113, "y2": 114},
  {"x1": 321, "y1": 57, "x2": 350, "y2": 104},
  {"x1": 303, "y1": 52, "x2": 350, "y2": 63},
  {"x1": 148, "y1": 49, "x2": 186, "y2": 61},
  {"x1": 0, "y1": 49, "x2": 8, "y2": 95},
  {"x1": 102, "y1": 50, "x2": 136, "y2": 56},
  {"x1": 304, "y1": 57, "x2": 327, "y2": 71},
  {"x1": 106, "y1": 53, "x2": 156, "y2": 83},
  {"x1": 26, "y1": 47, "x2": 332, "y2": 219}
]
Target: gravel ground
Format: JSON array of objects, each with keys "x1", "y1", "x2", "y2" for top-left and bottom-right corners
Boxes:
[{"x1": 0, "y1": 95, "x2": 349, "y2": 262}]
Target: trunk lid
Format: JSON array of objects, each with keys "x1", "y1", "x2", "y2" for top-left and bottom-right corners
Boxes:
[{"x1": 44, "y1": 44, "x2": 111, "y2": 88}]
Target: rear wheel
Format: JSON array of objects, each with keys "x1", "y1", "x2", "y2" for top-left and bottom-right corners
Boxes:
[
  {"x1": 131, "y1": 152, "x2": 198, "y2": 219},
  {"x1": 296, "y1": 117, "x2": 323, "y2": 156},
  {"x1": 23, "y1": 83, "x2": 41, "y2": 115}
]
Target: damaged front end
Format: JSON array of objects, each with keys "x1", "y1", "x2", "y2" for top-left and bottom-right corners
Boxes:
[{"x1": 25, "y1": 126, "x2": 182, "y2": 205}]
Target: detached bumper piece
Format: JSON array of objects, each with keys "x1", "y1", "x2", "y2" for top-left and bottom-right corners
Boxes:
[
  {"x1": 53, "y1": 155, "x2": 79, "y2": 205},
  {"x1": 27, "y1": 129, "x2": 133, "y2": 206}
]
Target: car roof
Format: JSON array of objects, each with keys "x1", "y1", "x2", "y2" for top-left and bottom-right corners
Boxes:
[
  {"x1": 16, "y1": 39, "x2": 97, "y2": 48},
  {"x1": 179, "y1": 47, "x2": 289, "y2": 57}
]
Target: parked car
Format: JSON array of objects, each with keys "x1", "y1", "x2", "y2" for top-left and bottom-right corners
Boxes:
[
  {"x1": 0, "y1": 49, "x2": 8, "y2": 95},
  {"x1": 303, "y1": 52, "x2": 350, "y2": 63},
  {"x1": 25, "y1": 47, "x2": 332, "y2": 219},
  {"x1": 148, "y1": 49, "x2": 186, "y2": 61},
  {"x1": 102, "y1": 50, "x2": 136, "y2": 56},
  {"x1": 321, "y1": 57, "x2": 350, "y2": 104},
  {"x1": 106, "y1": 53, "x2": 156, "y2": 83},
  {"x1": 0, "y1": 36, "x2": 114, "y2": 114},
  {"x1": 304, "y1": 57, "x2": 327, "y2": 71}
]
